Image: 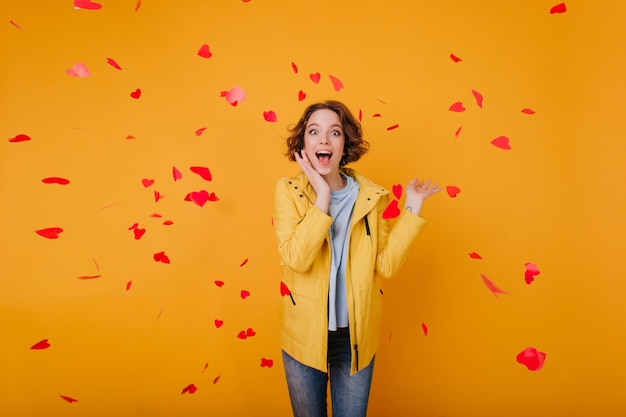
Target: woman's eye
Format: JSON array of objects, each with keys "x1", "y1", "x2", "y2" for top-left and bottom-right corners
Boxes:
[
  {"x1": 308, "y1": 129, "x2": 318, "y2": 135},
  {"x1": 331, "y1": 130, "x2": 342, "y2": 136}
]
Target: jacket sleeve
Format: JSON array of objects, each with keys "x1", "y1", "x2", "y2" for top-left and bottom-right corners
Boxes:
[
  {"x1": 374, "y1": 193, "x2": 428, "y2": 278},
  {"x1": 273, "y1": 178, "x2": 333, "y2": 273}
]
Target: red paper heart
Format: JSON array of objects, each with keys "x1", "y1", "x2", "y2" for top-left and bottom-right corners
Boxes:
[
  {"x1": 181, "y1": 383, "x2": 198, "y2": 394},
  {"x1": 450, "y1": 53, "x2": 462, "y2": 62},
  {"x1": 126, "y1": 280, "x2": 132, "y2": 291},
  {"x1": 454, "y1": 126, "x2": 463, "y2": 139},
  {"x1": 549, "y1": 2, "x2": 566, "y2": 14},
  {"x1": 392, "y1": 184, "x2": 402, "y2": 200},
  {"x1": 59, "y1": 395, "x2": 78, "y2": 403},
  {"x1": 65, "y1": 62, "x2": 90, "y2": 77},
  {"x1": 197, "y1": 44, "x2": 212, "y2": 58},
  {"x1": 521, "y1": 108, "x2": 536, "y2": 115},
  {"x1": 240, "y1": 258, "x2": 248, "y2": 267},
  {"x1": 106, "y1": 57, "x2": 122, "y2": 70},
  {"x1": 382, "y1": 200, "x2": 400, "y2": 220},
  {"x1": 263, "y1": 110, "x2": 277, "y2": 122},
  {"x1": 260, "y1": 358, "x2": 274, "y2": 368},
  {"x1": 214, "y1": 319, "x2": 224, "y2": 328},
  {"x1": 471, "y1": 89, "x2": 484, "y2": 108},
  {"x1": 214, "y1": 280, "x2": 225, "y2": 287},
  {"x1": 246, "y1": 328, "x2": 256, "y2": 337},
  {"x1": 524, "y1": 262, "x2": 541, "y2": 285},
  {"x1": 516, "y1": 347, "x2": 546, "y2": 371},
  {"x1": 328, "y1": 74, "x2": 344, "y2": 92},
  {"x1": 30, "y1": 339, "x2": 51, "y2": 349},
  {"x1": 42, "y1": 177, "x2": 70, "y2": 185},
  {"x1": 208, "y1": 192, "x2": 219, "y2": 202},
  {"x1": 190, "y1": 190, "x2": 209, "y2": 207},
  {"x1": 133, "y1": 228, "x2": 146, "y2": 240},
  {"x1": 280, "y1": 281, "x2": 291, "y2": 296},
  {"x1": 9, "y1": 134, "x2": 31, "y2": 143},
  {"x1": 491, "y1": 136, "x2": 511, "y2": 150},
  {"x1": 298, "y1": 90, "x2": 306, "y2": 101},
  {"x1": 190, "y1": 166, "x2": 212, "y2": 181},
  {"x1": 449, "y1": 102, "x2": 465, "y2": 112},
  {"x1": 173, "y1": 166, "x2": 183, "y2": 181},
  {"x1": 309, "y1": 73, "x2": 321, "y2": 84},
  {"x1": 130, "y1": 88, "x2": 141, "y2": 99},
  {"x1": 141, "y1": 178, "x2": 154, "y2": 188},
  {"x1": 446, "y1": 186, "x2": 461, "y2": 198},
  {"x1": 386, "y1": 124, "x2": 399, "y2": 131},
  {"x1": 35, "y1": 227, "x2": 63, "y2": 239},
  {"x1": 480, "y1": 274, "x2": 509, "y2": 298},
  {"x1": 240, "y1": 290, "x2": 251, "y2": 299},
  {"x1": 195, "y1": 127, "x2": 206, "y2": 136},
  {"x1": 77, "y1": 275, "x2": 101, "y2": 280},
  {"x1": 469, "y1": 252, "x2": 482, "y2": 259},
  {"x1": 237, "y1": 330, "x2": 247, "y2": 339},
  {"x1": 421, "y1": 322, "x2": 428, "y2": 336},
  {"x1": 291, "y1": 62, "x2": 298, "y2": 73},
  {"x1": 153, "y1": 251, "x2": 170, "y2": 264},
  {"x1": 154, "y1": 190, "x2": 164, "y2": 202},
  {"x1": 74, "y1": 0, "x2": 102, "y2": 10}
]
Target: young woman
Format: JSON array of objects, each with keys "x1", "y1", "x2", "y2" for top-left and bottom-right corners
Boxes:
[{"x1": 273, "y1": 100, "x2": 441, "y2": 417}]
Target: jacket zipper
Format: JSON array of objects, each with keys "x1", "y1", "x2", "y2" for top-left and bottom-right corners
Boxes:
[{"x1": 364, "y1": 215, "x2": 371, "y2": 236}]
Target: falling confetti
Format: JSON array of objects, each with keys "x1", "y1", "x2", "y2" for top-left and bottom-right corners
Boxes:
[
  {"x1": 240, "y1": 290, "x2": 251, "y2": 299},
  {"x1": 42, "y1": 177, "x2": 70, "y2": 185},
  {"x1": 421, "y1": 322, "x2": 428, "y2": 336},
  {"x1": 392, "y1": 184, "x2": 402, "y2": 200},
  {"x1": 77, "y1": 275, "x2": 101, "y2": 280},
  {"x1": 65, "y1": 62, "x2": 90, "y2": 77},
  {"x1": 181, "y1": 384, "x2": 198, "y2": 394},
  {"x1": 9, "y1": 20, "x2": 25, "y2": 31},
  {"x1": 126, "y1": 280, "x2": 133, "y2": 291},
  {"x1": 280, "y1": 281, "x2": 295, "y2": 305},
  {"x1": 450, "y1": 53, "x2": 462, "y2": 62},
  {"x1": 220, "y1": 85, "x2": 246, "y2": 106},
  {"x1": 153, "y1": 251, "x2": 171, "y2": 264},
  {"x1": 328, "y1": 74, "x2": 344, "y2": 92},
  {"x1": 446, "y1": 186, "x2": 461, "y2": 198},
  {"x1": 35, "y1": 227, "x2": 63, "y2": 239},
  {"x1": 173, "y1": 166, "x2": 183, "y2": 181},
  {"x1": 521, "y1": 108, "x2": 536, "y2": 115},
  {"x1": 189, "y1": 166, "x2": 212, "y2": 181},
  {"x1": 59, "y1": 395, "x2": 78, "y2": 403},
  {"x1": 309, "y1": 73, "x2": 321, "y2": 84},
  {"x1": 386, "y1": 124, "x2": 399, "y2": 131},
  {"x1": 130, "y1": 88, "x2": 141, "y2": 99},
  {"x1": 30, "y1": 339, "x2": 51, "y2": 349},
  {"x1": 106, "y1": 57, "x2": 122, "y2": 70},
  {"x1": 215, "y1": 280, "x2": 225, "y2": 287},
  {"x1": 469, "y1": 252, "x2": 482, "y2": 259},
  {"x1": 516, "y1": 347, "x2": 546, "y2": 371},
  {"x1": 197, "y1": 44, "x2": 212, "y2": 58},
  {"x1": 382, "y1": 200, "x2": 400, "y2": 220},
  {"x1": 449, "y1": 102, "x2": 466, "y2": 112},
  {"x1": 491, "y1": 136, "x2": 511, "y2": 150},
  {"x1": 454, "y1": 126, "x2": 462, "y2": 139},
  {"x1": 471, "y1": 89, "x2": 484, "y2": 108},
  {"x1": 263, "y1": 110, "x2": 277, "y2": 122},
  {"x1": 480, "y1": 274, "x2": 509, "y2": 298},
  {"x1": 189, "y1": 190, "x2": 210, "y2": 207},
  {"x1": 195, "y1": 127, "x2": 207, "y2": 136},
  {"x1": 8, "y1": 134, "x2": 31, "y2": 143},
  {"x1": 214, "y1": 319, "x2": 224, "y2": 328},
  {"x1": 141, "y1": 178, "x2": 154, "y2": 188},
  {"x1": 524, "y1": 262, "x2": 541, "y2": 285},
  {"x1": 260, "y1": 358, "x2": 274, "y2": 368},
  {"x1": 291, "y1": 62, "x2": 298, "y2": 74},
  {"x1": 298, "y1": 90, "x2": 306, "y2": 101},
  {"x1": 74, "y1": 0, "x2": 102, "y2": 10},
  {"x1": 240, "y1": 258, "x2": 249, "y2": 267},
  {"x1": 550, "y1": 2, "x2": 567, "y2": 14}
]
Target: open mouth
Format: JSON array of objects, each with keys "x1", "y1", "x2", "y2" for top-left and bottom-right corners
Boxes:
[{"x1": 315, "y1": 151, "x2": 332, "y2": 164}]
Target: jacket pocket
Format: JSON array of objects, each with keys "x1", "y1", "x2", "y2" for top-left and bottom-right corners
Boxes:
[{"x1": 280, "y1": 289, "x2": 321, "y2": 350}]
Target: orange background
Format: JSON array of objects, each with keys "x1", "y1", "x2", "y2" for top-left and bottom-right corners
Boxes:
[{"x1": 2, "y1": 1, "x2": 626, "y2": 416}]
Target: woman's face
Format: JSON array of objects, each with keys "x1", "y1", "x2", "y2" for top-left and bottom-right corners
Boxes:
[{"x1": 302, "y1": 109, "x2": 345, "y2": 177}]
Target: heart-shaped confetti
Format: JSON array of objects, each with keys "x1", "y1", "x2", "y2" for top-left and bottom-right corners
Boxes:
[
  {"x1": 197, "y1": 44, "x2": 212, "y2": 58},
  {"x1": 153, "y1": 251, "x2": 170, "y2": 264},
  {"x1": 106, "y1": 57, "x2": 122, "y2": 70},
  {"x1": 449, "y1": 102, "x2": 466, "y2": 112},
  {"x1": 42, "y1": 177, "x2": 70, "y2": 185},
  {"x1": 214, "y1": 319, "x2": 224, "y2": 328},
  {"x1": 260, "y1": 358, "x2": 274, "y2": 368},
  {"x1": 298, "y1": 90, "x2": 306, "y2": 101},
  {"x1": 74, "y1": 0, "x2": 102, "y2": 10},
  {"x1": 392, "y1": 184, "x2": 402, "y2": 200},
  {"x1": 65, "y1": 62, "x2": 90, "y2": 77},
  {"x1": 328, "y1": 74, "x2": 344, "y2": 92},
  {"x1": 35, "y1": 227, "x2": 63, "y2": 239},
  {"x1": 469, "y1": 252, "x2": 482, "y2": 259},
  {"x1": 9, "y1": 134, "x2": 31, "y2": 143},
  {"x1": 141, "y1": 178, "x2": 154, "y2": 188},
  {"x1": 524, "y1": 262, "x2": 541, "y2": 285},
  {"x1": 491, "y1": 136, "x2": 511, "y2": 150},
  {"x1": 421, "y1": 322, "x2": 428, "y2": 336},
  {"x1": 59, "y1": 395, "x2": 78, "y2": 403},
  {"x1": 173, "y1": 166, "x2": 183, "y2": 181},
  {"x1": 480, "y1": 274, "x2": 509, "y2": 298},
  {"x1": 220, "y1": 85, "x2": 246, "y2": 106},
  {"x1": 521, "y1": 108, "x2": 536, "y2": 115},
  {"x1": 133, "y1": 228, "x2": 146, "y2": 240},
  {"x1": 190, "y1": 190, "x2": 209, "y2": 207},
  {"x1": 291, "y1": 62, "x2": 298, "y2": 73},
  {"x1": 549, "y1": 2, "x2": 566, "y2": 14},
  {"x1": 516, "y1": 347, "x2": 546, "y2": 371},
  {"x1": 309, "y1": 73, "x2": 321, "y2": 84},
  {"x1": 263, "y1": 110, "x2": 277, "y2": 122},
  {"x1": 450, "y1": 53, "x2": 462, "y2": 62},
  {"x1": 190, "y1": 166, "x2": 212, "y2": 181},
  {"x1": 181, "y1": 384, "x2": 198, "y2": 394},
  {"x1": 471, "y1": 89, "x2": 483, "y2": 108},
  {"x1": 446, "y1": 186, "x2": 461, "y2": 198},
  {"x1": 240, "y1": 290, "x2": 251, "y2": 299},
  {"x1": 195, "y1": 127, "x2": 207, "y2": 136},
  {"x1": 130, "y1": 88, "x2": 141, "y2": 99},
  {"x1": 30, "y1": 339, "x2": 51, "y2": 349},
  {"x1": 382, "y1": 200, "x2": 400, "y2": 220}
]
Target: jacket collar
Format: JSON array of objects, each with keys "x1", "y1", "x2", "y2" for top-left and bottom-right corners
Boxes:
[{"x1": 288, "y1": 168, "x2": 388, "y2": 220}]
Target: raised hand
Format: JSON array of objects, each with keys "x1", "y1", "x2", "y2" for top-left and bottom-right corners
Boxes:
[{"x1": 404, "y1": 178, "x2": 441, "y2": 216}]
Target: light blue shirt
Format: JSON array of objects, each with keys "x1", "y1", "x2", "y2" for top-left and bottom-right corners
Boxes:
[{"x1": 327, "y1": 174, "x2": 359, "y2": 331}]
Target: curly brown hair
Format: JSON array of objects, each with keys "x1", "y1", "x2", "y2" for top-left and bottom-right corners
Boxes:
[{"x1": 284, "y1": 101, "x2": 369, "y2": 166}]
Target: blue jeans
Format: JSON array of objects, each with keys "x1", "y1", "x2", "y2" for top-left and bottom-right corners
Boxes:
[{"x1": 282, "y1": 327, "x2": 375, "y2": 417}]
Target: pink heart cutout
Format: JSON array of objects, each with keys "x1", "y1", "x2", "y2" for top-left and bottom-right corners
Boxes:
[
  {"x1": 449, "y1": 102, "x2": 466, "y2": 112},
  {"x1": 190, "y1": 190, "x2": 209, "y2": 207},
  {"x1": 309, "y1": 73, "x2": 321, "y2": 84},
  {"x1": 491, "y1": 136, "x2": 511, "y2": 150}
]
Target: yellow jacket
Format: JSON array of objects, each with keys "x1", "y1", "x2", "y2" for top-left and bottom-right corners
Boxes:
[{"x1": 273, "y1": 168, "x2": 427, "y2": 375}]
